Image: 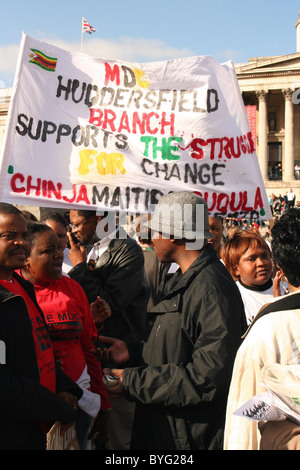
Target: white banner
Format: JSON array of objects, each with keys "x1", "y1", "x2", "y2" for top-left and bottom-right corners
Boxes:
[{"x1": 0, "y1": 34, "x2": 272, "y2": 219}]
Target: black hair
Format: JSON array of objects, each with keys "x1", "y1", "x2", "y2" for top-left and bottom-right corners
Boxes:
[
  {"x1": 40, "y1": 211, "x2": 67, "y2": 228},
  {"x1": 0, "y1": 202, "x2": 23, "y2": 216},
  {"x1": 70, "y1": 209, "x2": 97, "y2": 219},
  {"x1": 271, "y1": 208, "x2": 300, "y2": 287},
  {"x1": 22, "y1": 210, "x2": 38, "y2": 221},
  {"x1": 26, "y1": 221, "x2": 53, "y2": 248}
]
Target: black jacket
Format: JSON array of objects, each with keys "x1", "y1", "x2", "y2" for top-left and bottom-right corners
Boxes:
[
  {"x1": 0, "y1": 272, "x2": 82, "y2": 450},
  {"x1": 68, "y1": 230, "x2": 149, "y2": 343},
  {"x1": 122, "y1": 245, "x2": 247, "y2": 450}
]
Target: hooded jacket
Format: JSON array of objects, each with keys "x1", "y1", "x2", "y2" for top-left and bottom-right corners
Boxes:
[
  {"x1": 122, "y1": 244, "x2": 247, "y2": 450},
  {"x1": 0, "y1": 272, "x2": 82, "y2": 450}
]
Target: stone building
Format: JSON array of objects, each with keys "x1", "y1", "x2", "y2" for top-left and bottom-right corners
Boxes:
[
  {"x1": 235, "y1": 10, "x2": 300, "y2": 203},
  {"x1": 0, "y1": 87, "x2": 11, "y2": 151},
  {"x1": 1, "y1": 12, "x2": 300, "y2": 214}
]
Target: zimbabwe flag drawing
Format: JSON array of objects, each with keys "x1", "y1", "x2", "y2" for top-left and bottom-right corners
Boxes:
[{"x1": 29, "y1": 49, "x2": 57, "y2": 72}]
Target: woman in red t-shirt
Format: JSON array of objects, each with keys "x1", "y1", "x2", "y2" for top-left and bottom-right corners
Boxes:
[{"x1": 18, "y1": 222, "x2": 110, "y2": 449}]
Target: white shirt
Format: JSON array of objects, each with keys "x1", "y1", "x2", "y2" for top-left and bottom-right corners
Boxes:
[
  {"x1": 236, "y1": 280, "x2": 277, "y2": 325},
  {"x1": 86, "y1": 230, "x2": 117, "y2": 266},
  {"x1": 62, "y1": 247, "x2": 73, "y2": 276}
]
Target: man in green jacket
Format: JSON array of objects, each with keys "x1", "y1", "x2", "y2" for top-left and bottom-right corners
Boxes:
[{"x1": 100, "y1": 191, "x2": 247, "y2": 450}]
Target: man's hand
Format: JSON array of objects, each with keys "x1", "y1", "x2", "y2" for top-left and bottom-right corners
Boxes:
[
  {"x1": 57, "y1": 391, "x2": 78, "y2": 436},
  {"x1": 67, "y1": 232, "x2": 87, "y2": 266},
  {"x1": 90, "y1": 296, "x2": 111, "y2": 328},
  {"x1": 57, "y1": 391, "x2": 78, "y2": 410},
  {"x1": 88, "y1": 409, "x2": 110, "y2": 449},
  {"x1": 96, "y1": 336, "x2": 130, "y2": 365},
  {"x1": 273, "y1": 269, "x2": 283, "y2": 297},
  {"x1": 103, "y1": 368, "x2": 124, "y2": 399}
]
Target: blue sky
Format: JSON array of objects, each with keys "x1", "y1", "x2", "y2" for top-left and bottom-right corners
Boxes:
[{"x1": 1, "y1": 0, "x2": 300, "y2": 87}]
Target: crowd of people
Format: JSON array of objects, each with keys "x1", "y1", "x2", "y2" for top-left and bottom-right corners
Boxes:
[
  {"x1": 0, "y1": 191, "x2": 299, "y2": 451},
  {"x1": 268, "y1": 188, "x2": 298, "y2": 216}
]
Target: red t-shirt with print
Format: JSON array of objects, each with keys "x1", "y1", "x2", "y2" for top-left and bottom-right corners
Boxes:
[{"x1": 28, "y1": 275, "x2": 110, "y2": 409}]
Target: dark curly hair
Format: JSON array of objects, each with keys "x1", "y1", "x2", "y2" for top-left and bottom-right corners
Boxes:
[
  {"x1": 271, "y1": 208, "x2": 300, "y2": 287},
  {"x1": 40, "y1": 211, "x2": 67, "y2": 228},
  {"x1": 0, "y1": 202, "x2": 23, "y2": 216},
  {"x1": 26, "y1": 221, "x2": 53, "y2": 249}
]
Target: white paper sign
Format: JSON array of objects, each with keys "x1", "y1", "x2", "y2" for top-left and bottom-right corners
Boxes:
[
  {"x1": 0, "y1": 34, "x2": 272, "y2": 218},
  {"x1": 234, "y1": 365, "x2": 300, "y2": 425},
  {"x1": 233, "y1": 391, "x2": 300, "y2": 424}
]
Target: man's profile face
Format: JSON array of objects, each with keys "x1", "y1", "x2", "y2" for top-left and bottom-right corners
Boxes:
[
  {"x1": 45, "y1": 219, "x2": 68, "y2": 251},
  {"x1": 208, "y1": 216, "x2": 222, "y2": 253},
  {"x1": 69, "y1": 210, "x2": 97, "y2": 245},
  {"x1": 151, "y1": 232, "x2": 175, "y2": 263},
  {"x1": 0, "y1": 213, "x2": 29, "y2": 279}
]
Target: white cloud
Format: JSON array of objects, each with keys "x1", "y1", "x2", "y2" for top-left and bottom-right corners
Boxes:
[
  {"x1": 0, "y1": 44, "x2": 20, "y2": 73},
  {"x1": 214, "y1": 49, "x2": 245, "y2": 64},
  {"x1": 84, "y1": 37, "x2": 194, "y2": 62},
  {"x1": 40, "y1": 35, "x2": 194, "y2": 62},
  {"x1": 0, "y1": 44, "x2": 21, "y2": 85},
  {"x1": 0, "y1": 34, "x2": 210, "y2": 87}
]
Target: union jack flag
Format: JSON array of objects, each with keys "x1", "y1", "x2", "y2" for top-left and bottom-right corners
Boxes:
[{"x1": 82, "y1": 17, "x2": 96, "y2": 34}]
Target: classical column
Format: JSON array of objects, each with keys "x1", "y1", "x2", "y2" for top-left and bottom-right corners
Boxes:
[
  {"x1": 283, "y1": 88, "x2": 295, "y2": 181},
  {"x1": 256, "y1": 90, "x2": 268, "y2": 179}
]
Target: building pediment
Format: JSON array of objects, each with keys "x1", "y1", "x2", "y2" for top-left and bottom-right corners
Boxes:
[{"x1": 235, "y1": 53, "x2": 300, "y2": 78}]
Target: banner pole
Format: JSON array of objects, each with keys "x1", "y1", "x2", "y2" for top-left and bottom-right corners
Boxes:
[{"x1": 81, "y1": 17, "x2": 83, "y2": 52}]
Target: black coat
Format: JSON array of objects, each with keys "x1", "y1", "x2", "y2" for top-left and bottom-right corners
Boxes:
[
  {"x1": 0, "y1": 272, "x2": 82, "y2": 450},
  {"x1": 122, "y1": 245, "x2": 247, "y2": 450},
  {"x1": 68, "y1": 231, "x2": 149, "y2": 343}
]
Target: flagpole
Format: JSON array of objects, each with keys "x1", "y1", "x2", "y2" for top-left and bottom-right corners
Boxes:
[
  {"x1": 81, "y1": 17, "x2": 84, "y2": 52},
  {"x1": 81, "y1": 17, "x2": 96, "y2": 52}
]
